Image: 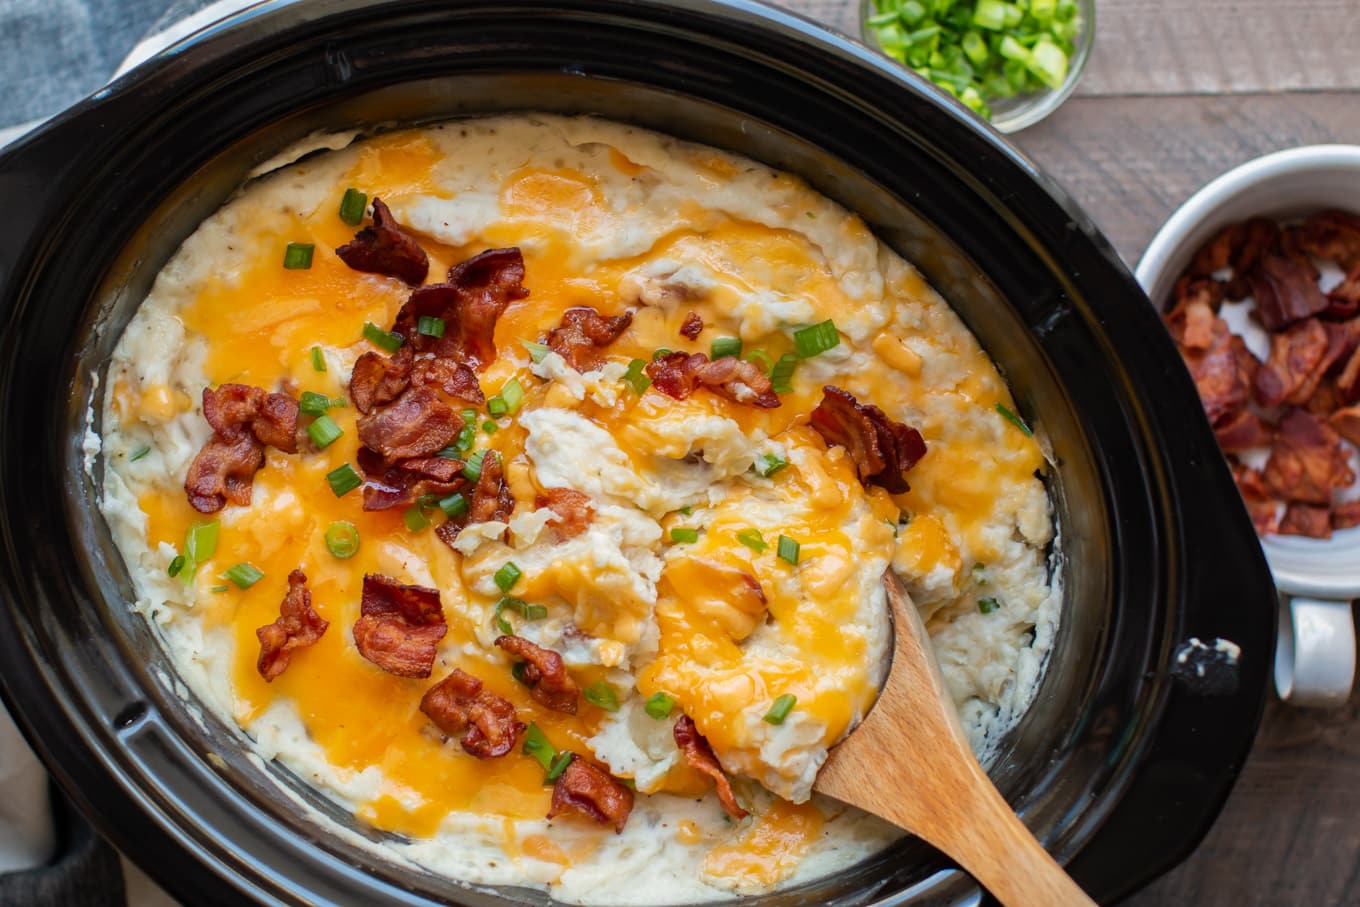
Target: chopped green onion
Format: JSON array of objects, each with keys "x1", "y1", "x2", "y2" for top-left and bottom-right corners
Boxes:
[
  {"x1": 463, "y1": 450, "x2": 487, "y2": 483},
  {"x1": 211, "y1": 585, "x2": 230, "y2": 594},
  {"x1": 754, "y1": 453, "x2": 788, "y2": 478},
  {"x1": 299, "y1": 391, "x2": 331, "y2": 417},
  {"x1": 545, "y1": 751, "x2": 574, "y2": 783},
  {"x1": 494, "y1": 596, "x2": 548, "y2": 634},
  {"x1": 995, "y1": 402, "x2": 1033, "y2": 436},
  {"x1": 744, "y1": 349, "x2": 773, "y2": 373},
  {"x1": 487, "y1": 397, "x2": 508, "y2": 417},
  {"x1": 495, "y1": 562, "x2": 523, "y2": 593},
  {"x1": 736, "y1": 528, "x2": 768, "y2": 553},
  {"x1": 972, "y1": 563, "x2": 988, "y2": 585},
  {"x1": 794, "y1": 320, "x2": 840, "y2": 359},
  {"x1": 185, "y1": 520, "x2": 219, "y2": 568},
  {"x1": 622, "y1": 358, "x2": 651, "y2": 395},
  {"x1": 455, "y1": 425, "x2": 475, "y2": 452},
  {"x1": 644, "y1": 692, "x2": 675, "y2": 720},
  {"x1": 583, "y1": 680, "x2": 620, "y2": 712},
  {"x1": 461, "y1": 408, "x2": 479, "y2": 423},
  {"x1": 310, "y1": 346, "x2": 327, "y2": 372},
  {"x1": 167, "y1": 555, "x2": 185, "y2": 578},
  {"x1": 439, "y1": 493, "x2": 469, "y2": 518},
  {"x1": 417, "y1": 315, "x2": 446, "y2": 338},
  {"x1": 1028, "y1": 38, "x2": 1069, "y2": 89},
  {"x1": 325, "y1": 521, "x2": 360, "y2": 558},
  {"x1": 900, "y1": 0, "x2": 926, "y2": 24},
  {"x1": 522, "y1": 723, "x2": 556, "y2": 771},
  {"x1": 979, "y1": 597, "x2": 1000, "y2": 614},
  {"x1": 769, "y1": 353, "x2": 798, "y2": 393},
  {"x1": 224, "y1": 563, "x2": 264, "y2": 589},
  {"x1": 362, "y1": 322, "x2": 403, "y2": 353},
  {"x1": 670, "y1": 528, "x2": 700, "y2": 544},
  {"x1": 338, "y1": 187, "x2": 368, "y2": 225},
  {"x1": 403, "y1": 507, "x2": 430, "y2": 532},
  {"x1": 973, "y1": 0, "x2": 1008, "y2": 30},
  {"x1": 326, "y1": 463, "x2": 363, "y2": 497},
  {"x1": 283, "y1": 242, "x2": 314, "y2": 270},
  {"x1": 710, "y1": 336, "x2": 742, "y2": 359},
  {"x1": 482, "y1": 420, "x2": 498, "y2": 434},
  {"x1": 678, "y1": 506, "x2": 693, "y2": 516},
  {"x1": 307, "y1": 414, "x2": 343, "y2": 449},
  {"x1": 652, "y1": 348, "x2": 673, "y2": 361},
  {"x1": 777, "y1": 535, "x2": 801, "y2": 565},
  {"x1": 763, "y1": 694, "x2": 797, "y2": 725},
  {"x1": 521, "y1": 340, "x2": 551, "y2": 363},
  {"x1": 511, "y1": 661, "x2": 529, "y2": 685},
  {"x1": 129, "y1": 445, "x2": 151, "y2": 462},
  {"x1": 500, "y1": 378, "x2": 526, "y2": 414}
]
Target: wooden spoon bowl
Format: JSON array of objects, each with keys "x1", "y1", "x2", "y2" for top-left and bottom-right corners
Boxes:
[{"x1": 814, "y1": 572, "x2": 1097, "y2": 906}]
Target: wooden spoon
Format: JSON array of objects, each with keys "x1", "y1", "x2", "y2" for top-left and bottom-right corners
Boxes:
[{"x1": 814, "y1": 572, "x2": 1097, "y2": 907}]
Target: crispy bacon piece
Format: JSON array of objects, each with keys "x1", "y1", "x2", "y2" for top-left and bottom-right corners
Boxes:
[
  {"x1": 350, "y1": 345, "x2": 413, "y2": 414},
  {"x1": 1214, "y1": 410, "x2": 1273, "y2": 453},
  {"x1": 1295, "y1": 210, "x2": 1360, "y2": 272},
  {"x1": 1189, "y1": 218, "x2": 1279, "y2": 299},
  {"x1": 202, "y1": 383, "x2": 300, "y2": 453},
  {"x1": 185, "y1": 429, "x2": 265, "y2": 513},
  {"x1": 644, "y1": 351, "x2": 780, "y2": 408},
  {"x1": 357, "y1": 447, "x2": 465, "y2": 511},
  {"x1": 1166, "y1": 298, "x2": 1220, "y2": 350},
  {"x1": 1329, "y1": 404, "x2": 1360, "y2": 447},
  {"x1": 679, "y1": 311, "x2": 704, "y2": 340},
  {"x1": 673, "y1": 715, "x2": 747, "y2": 820},
  {"x1": 352, "y1": 574, "x2": 447, "y2": 678},
  {"x1": 546, "y1": 307, "x2": 634, "y2": 372},
  {"x1": 393, "y1": 248, "x2": 529, "y2": 369},
  {"x1": 335, "y1": 197, "x2": 429, "y2": 286},
  {"x1": 356, "y1": 386, "x2": 460, "y2": 461},
  {"x1": 256, "y1": 570, "x2": 329, "y2": 681},
  {"x1": 1189, "y1": 222, "x2": 1241, "y2": 276},
  {"x1": 1326, "y1": 264, "x2": 1360, "y2": 320},
  {"x1": 1262, "y1": 409, "x2": 1355, "y2": 505},
  {"x1": 1333, "y1": 501, "x2": 1360, "y2": 530},
  {"x1": 469, "y1": 450, "x2": 514, "y2": 524},
  {"x1": 494, "y1": 635, "x2": 578, "y2": 714},
  {"x1": 1253, "y1": 318, "x2": 1330, "y2": 407},
  {"x1": 1279, "y1": 503, "x2": 1333, "y2": 539},
  {"x1": 410, "y1": 357, "x2": 485, "y2": 405},
  {"x1": 1249, "y1": 253, "x2": 1329, "y2": 332},
  {"x1": 1231, "y1": 463, "x2": 1280, "y2": 535},
  {"x1": 536, "y1": 487, "x2": 594, "y2": 540},
  {"x1": 548, "y1": 756, "x2": 634, "y2": 833},
  {"x1": 419, "y1": 669, "x2": 524, "y2": 759},
  {"x1": 809, "y1": 386, "x2": 927, "y2": 494}
]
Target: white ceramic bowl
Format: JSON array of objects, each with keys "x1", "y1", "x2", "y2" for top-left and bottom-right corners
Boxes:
[{"x1": 1136, "y1": 145, "x2": 1360, "y2": 708}]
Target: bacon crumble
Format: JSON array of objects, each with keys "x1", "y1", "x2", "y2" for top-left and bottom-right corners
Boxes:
[
  {"x1": 419, "y1": 668, "x2": 524, "y2": 759},
  {"x1": 186, "y1": 383, "x2": 301, "y2": 513},
  {"x1": 535, "y1": 487, "x2": 594, "y2": 540},
  {"x1": 410, "y1": 357, "x2": 486, "y2": 405},
  {"x1": 1262, "y1": 409, "x2": 1355, "y2": 507},
  {"x1": 350, "y1": 345, "x2": 414, "y2": 414},
  {"x1": 356, "y1": 386, "x2": 460, "y2": 461},
  {"x1": 335, "y1": 197, "x2": 430, "y2": 286},
  {"x1": 357, "y1": 446, "x2": 465, "y2": 511},
  {"x1": 255, "y1": 570, "x2": 329, "y2": 681},
  {"x1": 546, "y1": 307, "x2": 634, "y2": 371},
  {"x1": 809, "y1": 386, "x2": 927, "y2": 494},
  {"x1": 352, "y1": 574, "x2": 447, "y2": 678},
  {"x1": 547, "y1": 757, "x2": 634, "y2": 833},
  {"x1": 393, "y1": 248, "x2": 528, "y2": 369},
  {"x1": 679, "y1": 311, "x2": 704, "y2": 340},
  {"x1": 673, "y1": 715, "x2": 747, "y2": 820},
  {"x1": 470, "y1": 450, "x2": 514, "y2": 524},
  {"x1": 494, "y1": 635, "x2": 578, "y2": 714},
  {"x1": 644, "y1": 351, "x2": 780, "y2": 409}
]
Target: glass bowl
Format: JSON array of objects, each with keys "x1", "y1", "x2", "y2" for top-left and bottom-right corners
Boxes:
[{"x1": 860, "y1": 0, "x2": 1095, "y2": 133}]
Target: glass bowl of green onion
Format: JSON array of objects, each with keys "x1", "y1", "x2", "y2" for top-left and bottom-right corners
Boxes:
[{"x1": 861, "y1": 0, "x2": 1093, "y2": 133}]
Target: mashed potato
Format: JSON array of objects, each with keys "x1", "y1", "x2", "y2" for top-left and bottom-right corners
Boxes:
[{"x1": 97, "y1": 115, "x2": 1059, "y2": 903}]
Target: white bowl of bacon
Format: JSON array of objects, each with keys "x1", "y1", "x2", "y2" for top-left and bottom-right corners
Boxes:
[{"x1": 1138, "y1": 145, "x2": 1360, "y2": 708}]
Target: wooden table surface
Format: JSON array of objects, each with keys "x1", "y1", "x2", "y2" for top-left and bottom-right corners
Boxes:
[{"x1": 780, "y1": 1, "x2": 1359, "y2": 905}]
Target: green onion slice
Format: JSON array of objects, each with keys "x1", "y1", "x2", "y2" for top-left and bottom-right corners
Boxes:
[
  {"x1": 224, "y1": 563, "x2": 264, "y2": 589},
  {"x1": 511, "y1": 661, "x2": 529, "y2": 685},
  {"x1": 299, "y1": 391, "x2": 331, "y2": 417},
  {"x1": 769, "y1": 353, "x2": 798, "y2": 393},
  {"x1": 403, "y1": 507, "x2": 430, "y2": 532},
  {"x1": 644, "y1": 692, "x2": 675, "y2": 720},
  {"x1": 500, "y1": 378, "x2": 526, "y2": 414},
  {"x1": 545, "y1": 751, "x2": 574, "y2": 783},
  {"x1": 710, "y1": 336, "x2": 742, "y2": 359},
  {"x1": 307, "y1": 414, "x2": 343, "y2": 449},
  {"x1": 754, "y1": 453, "x2": 788, "y2": 478},
  {"x1": 326, "y1": 463, "x2": 363, "y2": 497},
  {"x1": 338, "y1": 187, "x2": 367, "y2": 225},
  {"x1": 622, "y1": 358, "x2": 651, "y2": 395},
  {"x1": 482, "y1": 420, "x2": 498, "y2": 434},
  {"x1": 362, "y1": 322, "x2": 403, "y2": 353},
  {"x1": 777, "y1": 535, "x2": 801, "y2": 565},
  {"x1": 455, "y1": 425, "x2": 475, "y2": 453},
  {"x1": 417, "y1": 315, "x2": 446, "y2": 338},
  {"x1": 439, "y1": 493, "x2": 469, "y2": 518},
  {"x1": 185, "y1": 520, "x2": 220, "y2": 574},
  {"x1": 522, "y1": 340, "x2": 552, "y2": 363},
  {"x1": 793, "y1": 320, "x2": 840, "y2": 359},
  {"x1": 979, "y1": 597, "x2": 1000, "y2": 614},
  {"x1": 764, "y1": 694, "x2": 797, "y2": 725},
  {"x1": 462, "y1": 450, "x2": 488, "y2": 483},
  {"x1": 522, "y1": 723, "x2": 556, "y2": 771},
  {"x1": 325, "y1": 521, "x2": 360, "y2": 558},
  {"x1": 211, "y1": 585, "x2": 230, "y2": 594},
  {"x1": 652, "y1": 348, "x2": 672, "y2": 361},
  {"x1": 487, "y1": 397, "x2": 508, "y2": 417},
  {"x1": 736, "y1": 528, "x2": 768, "y2": 553},
  {"x1": 995, "y1": 402, "x2": 1033, "y2": 436},
  {"x1": 744, "y1": 349, "x2": 773, "y2": 372},
  {"x1": 310, "y1": 346, "x2": 327, "y2": 372},
  {"x1": 283, "y1": 242, "x2": 314, "y2": 270},
  {"x1": 583, "y1": 680, "x2": 620, "y2": 712},
  {"x1": 670, "y1": 528, "x2": 699, "y2": 544},
  {"x1": 494, "y1": 595, "x2": 548, "y2": 634},
  {"x1": 494, "y1": 562, "x2": 522, "y2": 593},
  {"x1": 167, "y1": 555, "x2": 185, "y2": 578}
]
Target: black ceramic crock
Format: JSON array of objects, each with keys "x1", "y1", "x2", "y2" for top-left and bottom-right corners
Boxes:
[{"x1": 0, "y1": 1, "x2": 1276, "y2": 905}]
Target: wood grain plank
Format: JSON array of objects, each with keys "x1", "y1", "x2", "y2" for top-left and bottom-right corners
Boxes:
[{"x1": 783, "y1": 0, "x2": 1360, "y2": 96}]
